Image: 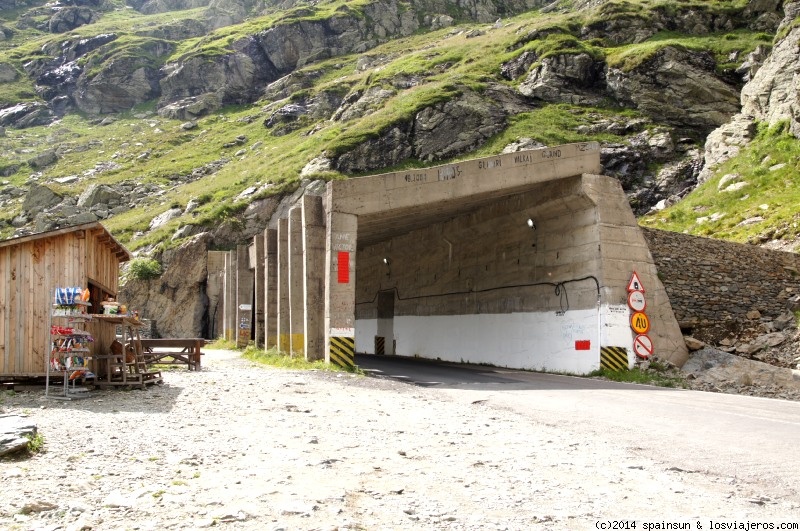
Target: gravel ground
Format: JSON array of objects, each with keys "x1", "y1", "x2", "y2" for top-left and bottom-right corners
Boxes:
[{"x1": 1, "y1": 349, "x2": 797, "y2": 530}]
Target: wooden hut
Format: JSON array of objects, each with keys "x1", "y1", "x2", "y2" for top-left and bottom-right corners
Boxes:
[{"x1": 0, "y1": 222, "x2": 130, "y2": 378}]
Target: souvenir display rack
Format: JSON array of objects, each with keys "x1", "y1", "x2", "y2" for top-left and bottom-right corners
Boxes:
[{"x1": 46, "y1": 287, "x2": 94, "y2": 400}]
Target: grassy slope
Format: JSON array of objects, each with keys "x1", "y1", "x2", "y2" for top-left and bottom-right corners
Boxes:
[
  {"x1": 640, "y1": 122, "x2": 800, "y2": 244},
  {"x1": 0, "y1": 0, "x2": 793, "y2": 252}
]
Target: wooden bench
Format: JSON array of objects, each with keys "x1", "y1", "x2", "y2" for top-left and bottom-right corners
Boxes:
[{"x1": 139, "y1": 338, "x2": 205, "y2": 371}]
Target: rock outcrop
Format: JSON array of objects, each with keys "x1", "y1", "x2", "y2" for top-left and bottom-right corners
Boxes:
[
  {"x1": 333, "y1": 87, "x2": 518, "y2": 172},
  {"x1": 697, "y1": 2, "x2": 800, "y2": 181},
  {"x1": 606, "y1": 47, "x2": 741, "y2": 137},
  {"x1": 120, "y1": 233, "x2": 212, "y2": 338}
]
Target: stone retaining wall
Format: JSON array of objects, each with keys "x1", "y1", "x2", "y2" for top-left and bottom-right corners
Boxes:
[{"x1": 642, "y1": 228, "x2": 800, "y2": 330}]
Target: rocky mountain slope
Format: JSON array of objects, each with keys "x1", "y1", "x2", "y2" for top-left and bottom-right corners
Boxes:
[{"x1": 3, "y1": 1, "x2": 800, "y2": 367}]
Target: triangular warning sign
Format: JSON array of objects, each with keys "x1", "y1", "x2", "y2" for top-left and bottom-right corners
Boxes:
[{"x1": 627, "y1": 271, "x2": 645, "y2": 293}]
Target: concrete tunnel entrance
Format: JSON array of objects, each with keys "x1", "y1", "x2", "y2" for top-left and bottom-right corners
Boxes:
[{"x1": 219, "y1": 142, "x2": 688, "y2": 374}]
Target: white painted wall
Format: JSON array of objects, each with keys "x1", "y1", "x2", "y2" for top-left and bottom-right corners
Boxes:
[
  {"x1": 600, "y1": 303, "x2": 634, "y2": 368},
  {"x1": 356, "y1": 308, "x2": 603, "y2": 374}
]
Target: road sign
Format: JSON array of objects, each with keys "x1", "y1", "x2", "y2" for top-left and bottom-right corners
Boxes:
[
  {"x1": 627, "y1": 290, "x2": 646, "y2": 312},
  {"x1": 630, "y1": 311, "x2": 650, "y2": 334},
  {"x1": 627, "y1": 271, "x2": 645, "y2": 293},
  {"x1": 633, "y1": 334, "x2": 654, "y2": 359}
]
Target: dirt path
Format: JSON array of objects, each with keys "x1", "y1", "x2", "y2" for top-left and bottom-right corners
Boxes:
[{"x1": 1, "y1": 350, "x2": 797, "y2": 530}]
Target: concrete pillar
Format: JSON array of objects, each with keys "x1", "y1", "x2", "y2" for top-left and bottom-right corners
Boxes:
[
  {"x1": 324, "y1": 209, "x2": 357, "y2": 367},
  {"x1": 277, "y1": 217, "x2": 290, "y2": 353},
  {"x1": 303, "y1": 195, "x2": 325, "y2": 361},
  {"x1": 253, "y1": 234, "x2": 265, "y2": 348},
  {"x1": 288, "y1": 206, "x2": 305, "y2": 356},
  {"x1": 264, "y1": 228, "x2": 278, "y2": 349},
  {"x1": 206, "y1": 251, "x2": 227, "y2": 340},
  {"x1": 224, "y1": 250, "x2": 237, "y2": 341},
  {"x1": 235, "y1": 245, "x2": 254, "y2": 348}
]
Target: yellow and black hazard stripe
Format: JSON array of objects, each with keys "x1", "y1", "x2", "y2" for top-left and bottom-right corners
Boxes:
[
  {"x1": 330, "y1": 336, "x2": 355, "y2": 368},
  {"x1": 600, "y1": 346, "x2": 629, "y2": 372},
  {"x1": 375, "y1": 336, "x2": 385, "y2": 355}
]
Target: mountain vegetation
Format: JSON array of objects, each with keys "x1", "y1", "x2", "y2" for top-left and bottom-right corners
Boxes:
[{"x1": 1, "y1": 0, "x2": 799, "y2": 256}]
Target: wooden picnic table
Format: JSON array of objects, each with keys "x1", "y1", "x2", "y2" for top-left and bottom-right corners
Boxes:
[{"x1": 139, "y1": 338, "x2": 205, "y2": 371}]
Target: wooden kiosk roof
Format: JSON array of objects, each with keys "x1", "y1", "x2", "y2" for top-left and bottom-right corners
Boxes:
[{"x1": 0, "y1": 222, "x2": 131, "y2": 262}]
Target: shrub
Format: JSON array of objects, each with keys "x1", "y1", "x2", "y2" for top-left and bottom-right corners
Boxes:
[{"x1": 127, "y1": 258, "x2": 163, "y2": 281}]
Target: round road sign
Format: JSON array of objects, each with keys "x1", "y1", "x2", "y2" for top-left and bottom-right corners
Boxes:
[
  {"x1": 627, "y1": 290, "x2": 646, "y2": 312},
  {"x1": 630, "y1": 312, "x2": 650, "y2": 334},
  {"x1": 633, "y1": 334, "x2": 654, "y2": 359}
]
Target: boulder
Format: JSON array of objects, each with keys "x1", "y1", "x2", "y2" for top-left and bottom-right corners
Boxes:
[
  {"x1": 0, "y1": 62, "x2": 18, "y2": 83},
  {"x1": 0, "y1": 102, "x2": 53, "y2": 128},
  {"x1": 264, "y1": 102, "x2": 308, "y2": 135},
  {"x1": 0, "y1": 414, "x2": 37, "y2": 457},
  {"x1": 684, "y1": 336, "x2": 705, "y2": 351},
  {"x1": 158, "y1": 94, "x2": 221, "y2": 120},
  {"x1": 48, "y1": 7, "x2": 95, "y2": 33},
  {"x1": 27, "y1": 149, "x2": 58, "y2": 169},
  {"x1": 22, "y1": 184, "x2": 63, "y2": 216},
  {"x1": 737, "y1": 331, "x2": 788, "y2": 356},
  {"x1": 149, "y1": 207, "x2": 183, "y2": 230},
  {"x1": 683, "y1": 347, "x2": 800, "y2": 394},
  {"x1": 77, "y1": 183, "x2": 123, "y2": 208}
]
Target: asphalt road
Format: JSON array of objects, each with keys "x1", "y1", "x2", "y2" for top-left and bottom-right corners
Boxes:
[{"x1": 356, "y1": 354, "x2": 800, "y2": 503}]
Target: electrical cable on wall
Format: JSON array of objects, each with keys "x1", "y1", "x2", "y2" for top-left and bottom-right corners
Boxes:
[{"x1": 357, "y1": 275, "x2": 601, "y2": 314}]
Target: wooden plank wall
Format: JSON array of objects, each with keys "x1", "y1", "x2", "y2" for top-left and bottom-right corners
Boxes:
[{"x1": 0, "y1": 230, "x2": 122, "y2": 377}]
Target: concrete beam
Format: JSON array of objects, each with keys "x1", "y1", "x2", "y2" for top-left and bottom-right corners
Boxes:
[{"x1": 331, "y1": 143, "x2": 601, "y2": 246}]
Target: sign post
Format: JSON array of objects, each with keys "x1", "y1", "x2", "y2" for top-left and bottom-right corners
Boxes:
[{"x1": 627, "y1": 271, "x2": 654, "y2": 359}]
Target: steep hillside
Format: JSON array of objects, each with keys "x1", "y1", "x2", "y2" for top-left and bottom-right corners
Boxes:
[{"x1": 0, "y1": 0, "x2": 797, "y2": 255}]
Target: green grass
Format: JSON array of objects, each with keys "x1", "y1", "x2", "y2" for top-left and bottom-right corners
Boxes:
[
  {"x1": 242, "y1": 345, "x2": 362, "y2": 373},
  {"x1": 589, "y1": 366, "x2": 686, "y2": 388},
  {"x1": 640, "y1": 121, "x2": 800, "y2": 244},
  {"x1": 605, "y1": 29, "x2": 772, "y2": 72},
  {"x1": 26, "y1": 432, "x2": 45, "y2": 454},
  {"x1": 0, "y1": 0, "x2": 787, "y2": 254},
  {"x1": 205, "y1": 337, "x2": 237, "y2": 350}
]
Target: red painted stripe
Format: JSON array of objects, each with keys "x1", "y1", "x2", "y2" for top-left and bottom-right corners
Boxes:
[{"x1": 337, "y1": 251, "x2": 350, "y2": 283}]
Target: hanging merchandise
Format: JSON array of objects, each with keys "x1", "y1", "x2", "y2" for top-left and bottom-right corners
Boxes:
[{"x1": 46, "y1": 286, "x2": 94, "y2": 400}]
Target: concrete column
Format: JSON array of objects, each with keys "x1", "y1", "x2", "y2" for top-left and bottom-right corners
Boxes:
[
  {"x1": 206, "y1": 251, "x2": 227, "y2": 340},
  {"x1": 324, "y1": 209, "x2": 357, "y2": 367},
  {"x1": 235, "y1": 245, "x2": 254, "y2": 348},
  {"x1": 302, "y1": 195, "x2": 325, "y2": 361},
  {"x1": 224, "y1": 250, "x2": 237, "y2": 341},
  {"x1": 253, "y1": 234, "x2": 265, "y2": 348},
  {"x1": 264, "y1": 228, "x2": 278, "y2": 349},
  {"x1": 288, "y1": 206, "x2": 305, "y2": 356},
  {"x1": 277, "y1": 217, "x2": 290, "y2": 353}
]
